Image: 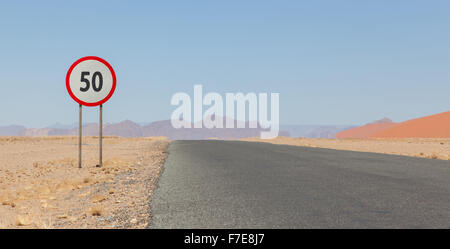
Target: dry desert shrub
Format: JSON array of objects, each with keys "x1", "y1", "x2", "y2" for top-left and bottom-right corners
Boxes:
[
  {"x1": 34, "y1": 216, "x2": 54, "y2": 229},
  {"x1": 56, "y1": 214, "x2": 68, "y2": 219},
  {"x1": 88, "y1": 205, "x2": 104, "y2": 216},
  {"x1": 92, "y1": 194, "x2": 107, "y2": 203},
  {"x1": 1, "y1": 199, "x2": 15, "y2": 207},
  {"x1": 0, "y1": 219, "x2": 8, "y2": 228},
  {"x1": 16, "y1": 215, "x2": 32, "y2": 226},
  {"x1": 428, "y1": 154, "x2": 439, "y2": 160}
]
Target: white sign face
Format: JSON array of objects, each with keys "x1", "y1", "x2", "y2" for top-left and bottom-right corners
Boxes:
[{"x1": 66, "y1": 56, "x2": 116, "y2": 106}]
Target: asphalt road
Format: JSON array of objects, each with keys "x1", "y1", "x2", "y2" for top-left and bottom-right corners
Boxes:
[{"x1": 149, "y1": 140, "x2": 450, "y2": 228}]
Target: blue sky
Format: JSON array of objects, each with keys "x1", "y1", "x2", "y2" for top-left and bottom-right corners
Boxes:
[{"x1": 0, "y1": 0, "x2": 449, "y2": 127}]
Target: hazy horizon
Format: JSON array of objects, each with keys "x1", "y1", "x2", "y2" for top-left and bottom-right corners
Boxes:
[{"x1": 0, "y1": 114, "x2": 428, "y2": 129}]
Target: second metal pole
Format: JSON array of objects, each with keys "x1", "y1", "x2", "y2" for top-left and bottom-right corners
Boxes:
[
  {"x1": 79, "y1": 104, "x2": 82, "y2": 168},
  {"x1": 99, "y1": 104, "x2": 103, "y2": 167}
]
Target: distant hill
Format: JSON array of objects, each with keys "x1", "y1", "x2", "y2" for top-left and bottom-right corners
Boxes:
[
  {"x1": 45, "y1": 122, "x2": 77, "y2": 130},
  {"x1": 372, "y1": 111, "x2": 450, "y2": 138},
  {"x1": 104, "y1": 120, "x2": 143, "y2": 137},
  {"x1": 0, "y1": 125, "x2": 26, "y2": 136},
  {"x1": 280, "y1": 125, "x2": 355, "y2": 138},
  {"x1": 335, "y1": 118, "x2": 397, "y2": 139}
]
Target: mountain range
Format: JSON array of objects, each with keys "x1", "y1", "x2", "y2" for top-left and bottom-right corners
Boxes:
[
  {"x1": 0, "y1": 119, "x2": 291, "y2": 140},
  {"x1": 0, "y1": 119, "x2": 354, "y2": 139},
  {"x1": 2, "y1": 110, "x2": 448, "y2": 139}
]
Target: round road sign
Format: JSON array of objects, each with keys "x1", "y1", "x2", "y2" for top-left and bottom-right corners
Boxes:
[{"x1": 66, "y1": 56, "x2": 116, "y2": 106}]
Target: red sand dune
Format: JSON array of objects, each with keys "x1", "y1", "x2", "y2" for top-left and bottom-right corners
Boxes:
[
  {"x1": 371, "y1": 111, "x2": 450, "y2": 138},
  {"x1": 336, "y1": 118, "x2": 397, "y2": 139}
]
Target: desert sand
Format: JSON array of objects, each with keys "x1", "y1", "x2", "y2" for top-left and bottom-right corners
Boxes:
[
  {"x1": 337, "y1": 111, "x2": 450, "y2": 139},
  {"x1": 242, "y1": 137, "x2": 450, "y2": 161},
  {"x1": 372, "y1": 111, "x2": 450, "y2": 138},
  {"x1": 0, "y1": 136, "x2": 169, "y2": 228},
  {"x1": 336, "y1": 118, "x2": 397, "y2": 139}
]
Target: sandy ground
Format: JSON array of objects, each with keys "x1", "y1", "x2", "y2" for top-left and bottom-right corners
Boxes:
[
  {"x1": 0, "y1": 136, "x2": 169, "y2": 228},
  {"x1": 241, "y1": 137, "x2": 450, "y2": 161}
]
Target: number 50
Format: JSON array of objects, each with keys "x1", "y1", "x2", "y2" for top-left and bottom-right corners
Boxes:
[{"x1": 80, "y1": 71, "x2": 103, "y2": 92}]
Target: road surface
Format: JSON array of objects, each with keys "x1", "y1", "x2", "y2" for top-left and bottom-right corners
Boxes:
[{"x1": 149, "y1": 140, "x2": 450, "y2": 228}]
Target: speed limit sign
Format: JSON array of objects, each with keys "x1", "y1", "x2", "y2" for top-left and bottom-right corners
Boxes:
[
  {"x1": 66, "y1": 56, "x2": 116, "y2": 106},
  {"x1": 66, "y1": 56, "x2": 116, "y2": 169}
]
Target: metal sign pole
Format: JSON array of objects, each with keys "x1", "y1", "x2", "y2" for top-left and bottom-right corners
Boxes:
[
  {"x1": 79, "y1": 104, "x2": 82, "y2": 168},
  {"x1": 99, "y1": 104, "x2": 103, "y2": 167}
]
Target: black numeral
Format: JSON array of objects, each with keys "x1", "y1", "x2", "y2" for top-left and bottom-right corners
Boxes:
[
  {"x1": 92, "y1": 72, "x2": 103, "y2": 92},
  {"x1": 80, "y1": 72, "x2": 90, "y2": 92},
  {"x1": 80, "y1": 71, "x2": 103, "y2": 92}
]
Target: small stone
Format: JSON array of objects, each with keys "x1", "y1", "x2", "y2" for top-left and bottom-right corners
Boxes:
[{"x1": 56, "y1": 214, "x2": 68, "y2": 219}]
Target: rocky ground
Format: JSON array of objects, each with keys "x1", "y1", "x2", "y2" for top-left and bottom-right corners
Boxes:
[{"x1": 0, "y1": 136, "x2": 169, "y2": 228}]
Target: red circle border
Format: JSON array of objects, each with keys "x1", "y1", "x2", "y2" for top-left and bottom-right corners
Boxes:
[{"x1": 66, "y1": 56, "x2": 117, "y2": 107}]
